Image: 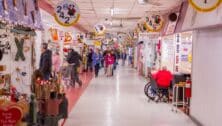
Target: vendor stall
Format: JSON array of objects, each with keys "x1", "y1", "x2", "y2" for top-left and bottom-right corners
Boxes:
[
  {"x1": 161, "y1": 31, "x2": 192, "y2": 74},
  {"x1": 0, "y1": 0, "x2": 43, "y2": 125}
]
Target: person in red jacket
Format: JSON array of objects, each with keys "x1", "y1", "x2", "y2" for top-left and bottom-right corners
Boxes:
[
  {"x1": 105, "y1": 52, "x2": 114, "y2": 77},
  {"x1": 155, "y1": 66, "x2": 173, "y2": 88},
  {"x1": 154, "y1": 66, "x2": 172, "y2": 101}
]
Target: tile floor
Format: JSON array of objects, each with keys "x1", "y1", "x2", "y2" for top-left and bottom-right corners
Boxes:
[{"x1": 64, "y1": 66, "x2": 197, "y2": 126}]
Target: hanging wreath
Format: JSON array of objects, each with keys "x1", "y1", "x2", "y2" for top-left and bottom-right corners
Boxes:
[
  {"x1": 144, "y1": 14, "x2": 164, "y2": 32},
  {"x1": 54, "y1": 0, "x2": 80, "y2": 27},
  {"x1": 188, "y1": 0, "x2": 221, "y2": 12},
  {"x1": 94, "y1": 24, "x2": 106, "y2": 36}
]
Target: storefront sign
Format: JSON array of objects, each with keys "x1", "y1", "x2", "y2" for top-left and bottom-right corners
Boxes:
[
  {"x1": 54, "y1": 0, "x2": 80, "y2": 27},
  {"x1": 175, "y1": 34, "x2": 180, "y2": 72}
]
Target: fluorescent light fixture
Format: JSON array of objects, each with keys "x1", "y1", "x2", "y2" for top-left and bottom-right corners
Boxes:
[
  {"x1": 110, "y1": 8, "x2": 114, "y2": 16},
  {"x1": 138, "y1": 0, "x2": 148, "y2": 4}
]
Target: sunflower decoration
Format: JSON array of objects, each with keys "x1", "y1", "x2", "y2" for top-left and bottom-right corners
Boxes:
[{"x1": 144, "y1": 14, "x2": 164, "y2": 32}]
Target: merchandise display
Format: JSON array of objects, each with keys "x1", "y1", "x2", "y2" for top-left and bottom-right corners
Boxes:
[{"x1": 0, "y1": 1, "x2": 43, "y2": 125}]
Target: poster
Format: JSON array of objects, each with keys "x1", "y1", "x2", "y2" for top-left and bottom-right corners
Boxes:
[
  {"x1": 178, "y1": 32, "x2": 192, "y2": 74},
  {"x1": 161, "y1": 35, "x2": 175, "y2": 72}
]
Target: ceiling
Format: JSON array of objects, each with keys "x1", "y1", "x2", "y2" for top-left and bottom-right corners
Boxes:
[{"x1": 43, "y1": 0, "x2": 182, "y2": 33}]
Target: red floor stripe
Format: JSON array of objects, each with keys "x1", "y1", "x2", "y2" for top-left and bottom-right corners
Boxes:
[{"x1": 61, "y1": 72, "x2": 93, "y2": 126}]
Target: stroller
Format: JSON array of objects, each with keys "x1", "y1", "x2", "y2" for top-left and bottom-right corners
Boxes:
[{"x1": 144, "y1": 74, "x2": 170, "y2": 103}]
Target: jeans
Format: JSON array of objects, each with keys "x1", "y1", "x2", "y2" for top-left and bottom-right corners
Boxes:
[{"x1": 94, "y1": 64, "x2": 100, "y2": 77}]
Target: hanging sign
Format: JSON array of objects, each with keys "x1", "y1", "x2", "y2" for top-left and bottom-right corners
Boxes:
[
  {"x1": 144, "y1": 14, "x2": 164, "y2": 32},
  {"x1": 94, "y1": 24, "x2": 106, "y2": 36},
  {"x1": 49, "y1": 28, "x2": 59, "y2": 41},
  {"x1": 54, "y1": 0, "x2": 80, "y2": 27},
  {"x1": 188, "y1": 0, "x2": 221, "y2": 12},
  {"x1": 64, "y1": 32, "x2": 72, "y2": 43},
  {"x1": 94, "y1": 41, "x2": 102, "y2": 47}
]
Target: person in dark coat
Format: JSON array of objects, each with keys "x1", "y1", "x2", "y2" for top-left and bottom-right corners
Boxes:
[
  {"x1": 87, "y1": 49, "x2": 93, "y2": 72},
  {"x1": 67, "y1": 48, "x2": 82, "y2": 87},
  {"x1": 39, "y1": 43, "x2": 52, "y2": 80},
  {"x1": 92, "y1": 49, "x2": 102, "y2": 77},
  {"x1": 58, "y1": 93, "x2": 68, "y2": 120}
]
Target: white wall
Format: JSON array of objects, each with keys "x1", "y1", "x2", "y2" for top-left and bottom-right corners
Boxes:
[
  {"x1": 182, "y1": 4, "x2": 222, "y2": 31},
  {"x1": 191, "y1": 27, "x2": 222, "y2": 126}
]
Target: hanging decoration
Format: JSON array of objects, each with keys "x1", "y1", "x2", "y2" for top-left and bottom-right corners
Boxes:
[
  {"x1": 188, "y1": 0, "x2": 221, "y2": 12},
  {"x1": 0, "y1": 0, "x2": 42, "y2": 29},
  {"x1": 33, "y1": 0, "x2": 39, "y2": 11},
  {"x1": 54, "y1": 0, "x2": 80, "y2": 27},
  {"x1": 2, "y1": 0, "x2": 7, "y2": 11},
  {"x1": 31, "y1": 11, "x2": 35, "y2": 24},
  {"x1": 13, "y1": 0, "x2": 17, "y2": 9},
  {"x1": 64, "y1": 32, "x2": 72, "y2": 43},
  {"x1": 14, "y1": 38, "x2": 25, "y2": 61},
  {"x1": 94, "y1": 24, "x2": 106, "y2": 36},
  {"x1": 49, "y1": 28, "x2": 59, "y2": 41},
  {"x1": 144, "y1": 14, "x2": 164, "y2": 32},
  {"x1": 22, "y1": 0, "x2": 27, "y2": 16}
]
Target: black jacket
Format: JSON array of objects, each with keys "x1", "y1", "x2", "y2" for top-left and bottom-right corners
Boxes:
[
  {"x1": 67, "y1": 50, "x2": 82, "y2": 67},
  {"x1": 39, "y1": 50, "x2": 52, "y2": 74},
  {"x1": 59, "y1": 97, "x2": 68, "y2": 118}
]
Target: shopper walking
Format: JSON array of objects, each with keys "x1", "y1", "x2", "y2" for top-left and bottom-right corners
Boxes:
[
  {"x1": 39, "y1": 43, "x2": 52, "y2": 80},
  {"x1": 105, "y1": 52, "x2": 114, "y2": 77},
  {"x1": 67, "y1": 48, "x2": 83, "y2": 87},
  {"x1": 103, "y1": 49, "x2": 109, "y2": 75},
  {"x1": 87, "y1": 49, "x2": 93, "y2": 72},
  {"x1": 121, "y1": 50, "x2": 127, "y2": 66},
  {"x1": 92, "y1": 49, "x2": 102, "y2": 77},
  {"x1": 52, "y1": 51, "x2": 61, "y2": 76}
]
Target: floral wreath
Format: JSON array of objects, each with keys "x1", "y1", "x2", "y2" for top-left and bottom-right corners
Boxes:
[
  {"x1": 144, "y1": 14, "x2": 164, "y2": 32},
  {"x1": 94, "y1": 24, "x2": 106, "y2": 36}
]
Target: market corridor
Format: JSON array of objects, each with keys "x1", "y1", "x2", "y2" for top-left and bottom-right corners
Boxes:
[{"x1": 64, "y1": 66, "x2": 196, "y2": 126}]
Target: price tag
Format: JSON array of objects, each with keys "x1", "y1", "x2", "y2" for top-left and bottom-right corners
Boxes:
[{"x1": 54, "y1": 0, "x2": 80, "y2": 27}]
